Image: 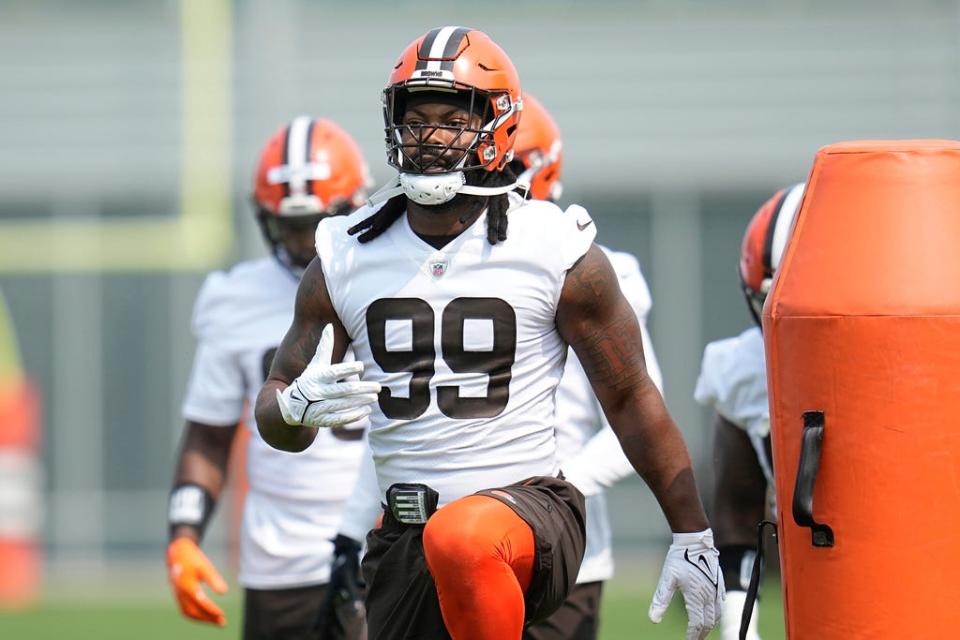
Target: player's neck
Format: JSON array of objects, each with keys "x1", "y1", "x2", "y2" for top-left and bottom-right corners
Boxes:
[{"x1": 406, "y1": 196, "x2": 487, "y2": 238}]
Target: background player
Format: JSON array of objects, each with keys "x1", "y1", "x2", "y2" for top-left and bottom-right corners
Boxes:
[
  {"x1": 166, "y1": 117, "x2": 370, "y2": 639},
  {"x1": 514, "y1": 94, "x2": 665, "y2": 640},
  {"x1": 256, "y1": 27, "x2": 723, "y2": 640},
  {"x1": 694, "y1": 183, "x2": 804, "y2": 640}
]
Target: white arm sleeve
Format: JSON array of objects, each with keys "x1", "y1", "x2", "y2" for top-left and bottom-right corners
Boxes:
[
  {"x1": 337, "y1": 445, "x2": 383, "y2": 541},
  {"x1": 561, "y1": 252, "x2": 664, "y2": 497}
]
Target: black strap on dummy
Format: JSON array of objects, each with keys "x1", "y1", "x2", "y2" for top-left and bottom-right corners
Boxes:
[{"x1": 739, "y1": 519, "x2": 777, "y2": 640}]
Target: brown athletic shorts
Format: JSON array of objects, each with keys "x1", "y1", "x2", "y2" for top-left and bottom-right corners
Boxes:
[
  {"x1": 362, "y1": 475, "x2": 587, "y2": 640},
  {"x1": 242, "y1": 584, "x2": 365, "y2": 640},
  {"x1": 522, "y1": 582, "x2": 604, "y2": 640}
]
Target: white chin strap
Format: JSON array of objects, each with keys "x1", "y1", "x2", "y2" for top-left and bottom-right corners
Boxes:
[{"x1": 368, "y1": 172, "x2": 520, "y2": 206}]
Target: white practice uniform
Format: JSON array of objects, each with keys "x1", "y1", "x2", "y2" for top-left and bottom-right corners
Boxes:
[
  {"x1": 554, "y1": 245, "x2": 663, "y2": 585},
  {"x1": 694, "y1": 326, "x2": 772, "y2": 484},
  {"x1": 315, "y1": 196, "x2": 595, "y2": 506},
  {"x1": 335, "y1": 233, "x2": 663, "y2": 587},
  {"x1": 181, "y1": 257, "x2": 365, "y2": 589}
]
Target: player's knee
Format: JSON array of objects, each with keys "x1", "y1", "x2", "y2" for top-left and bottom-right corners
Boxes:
[
  {"x1": 423, "y1": 496, "x2": 504, "y2": 573},
  {"x1": 423, "y1": 504, "x2": 481, "y2": 567}
]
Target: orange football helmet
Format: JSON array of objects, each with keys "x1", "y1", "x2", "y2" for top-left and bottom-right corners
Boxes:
[
  {"x1": 510, "y1": 94, "x2": 563, "y2": 202},
  {"x1": 253, "y1": 117, "x2": 369, "y2": 271},
  {"x1": 739, "y1": 182, "x2": 806, "y2": 325},
  {"x1": 382, "y1": 26, "x2": 522, "y2": 178}
]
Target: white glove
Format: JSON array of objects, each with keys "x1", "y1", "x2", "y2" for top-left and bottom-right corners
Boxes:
[
  {"x1": 721, "y1": 590, "x2": 760, "y2": 640},
  {"x1": 648, "y1": 528, "x2": 725, "y2": 640},
  {"x1": 276, "y1": 324, "x2": 381, "y2": 429}
]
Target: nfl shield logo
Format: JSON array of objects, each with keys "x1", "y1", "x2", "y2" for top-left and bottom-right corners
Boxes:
[{"x1": 430, "y1": 261, "x2": 447, "y2": 277}]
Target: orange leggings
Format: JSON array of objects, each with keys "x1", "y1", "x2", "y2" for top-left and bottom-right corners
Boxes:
[{"x1": 422, "y1": 495, "x2": 536, "y2": 640}]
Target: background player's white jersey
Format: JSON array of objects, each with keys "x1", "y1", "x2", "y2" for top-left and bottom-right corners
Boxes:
[
  {"x1": 181, "y1": 257, "x2": 364, "y2": 588},
  {"x1": 315, "y1": 197, "x2": 596, "y2": 505},
  {"x1": 694, "y1": 326, "x2": 771, "y2": 482},
  {"x1": 555, "y1": 246, "x2": 663, "y2": 584}
]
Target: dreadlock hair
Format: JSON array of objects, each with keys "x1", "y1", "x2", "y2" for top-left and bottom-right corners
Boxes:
[{"x1": 347, "y1": 165, "x2": 519, "y2": 245}]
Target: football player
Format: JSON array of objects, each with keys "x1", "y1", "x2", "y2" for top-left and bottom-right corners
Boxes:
[
  {"x1": 326, "y1": 93, "x2": 670, "y2": 640},
  {"x1": 166, "y1": 117, "x2": 370, "y2": 639},
  {"x1": 694, "y1": 183, "x2": 805, "y2": 640},
  {"x1": 256, "y1": 27, "x2": 723, "y2": 640}
]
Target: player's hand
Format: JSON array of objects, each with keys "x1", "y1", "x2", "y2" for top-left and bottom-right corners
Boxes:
[
  {"x1": 276, "y1": 324, "x2": 381, "y2": 429},
  {"x1": 315, "y1": 534, "x2": 366, "y2": 639},
  {"x1": 648, "y1": 528, "x2": 724, "y2": 640},
  {"x1": 167, "y1": 537, "x2": 228, "y2": 626}
]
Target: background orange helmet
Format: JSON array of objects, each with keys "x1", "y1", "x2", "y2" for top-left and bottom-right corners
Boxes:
[
  {"x1": 254, "y1": 116, "x2": 369, "y2": 216},
  {"x1": 252, "y1": 117, "x2": 369, "y2": 271},
  {"x1": 511, "y1": 93, "x2": 563, "y2": 201},
  {"x1": 739, "y1": 182, "x2": 805, "y2": 325},
  {"x1": 382, "y1": 26, "x2": 522, "y2": 174}
]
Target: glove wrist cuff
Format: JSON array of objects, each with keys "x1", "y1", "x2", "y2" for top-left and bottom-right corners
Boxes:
[
  {"x1": 671, "y1": 527, "x2": 714, "y2": 547},
  {"x1": 277, "y1": 382, "x2": 309, "y2": 426}
]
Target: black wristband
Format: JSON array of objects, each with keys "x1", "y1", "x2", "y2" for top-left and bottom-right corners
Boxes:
[
  {"x1": 168, "y1": 483, "x2": 216, "y2": 542},
  {"x1": 718, "y1": 544, "x2": 758, "y2": 592}
]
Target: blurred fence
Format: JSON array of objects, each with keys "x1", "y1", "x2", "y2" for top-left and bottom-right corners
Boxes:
[{"x1": 0, "y1": 0, "x2": 958, "y2": 579}]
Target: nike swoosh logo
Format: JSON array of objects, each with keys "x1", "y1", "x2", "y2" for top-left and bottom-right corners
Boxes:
[
  {"x1": 577, "y1": 219, "x2": 593, "y2": 231},
  {"x1": 684, "y1": 549, "x2": 720, "y2": 589}
]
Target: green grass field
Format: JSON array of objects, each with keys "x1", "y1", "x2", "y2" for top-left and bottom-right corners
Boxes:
[{"x1": 0, "y1": 574, "x2": 784, "y2": 639}]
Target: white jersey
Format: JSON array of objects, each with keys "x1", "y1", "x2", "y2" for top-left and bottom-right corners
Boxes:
[
  {"x1": 694, "y1": 326, "x2": 772, "y2": 482},
  {"x1": 181, "y1": 257, "x2": 365, "y2": 588},
  {"x1": 555, "y1": 246, "x2": 662, "y2": 583},
  {"x1": 315, "y1": 197, "x2": 596, "y2": 505}
]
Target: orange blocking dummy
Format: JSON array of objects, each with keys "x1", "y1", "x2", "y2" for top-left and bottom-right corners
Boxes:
[
  {"x1": 764, "y1": 139, "x2": 960, "y2": 638},
  {"x1": 0, "y1": 377, "x2": 41, "y2": 608},
  {"x1": 0, "y1": 287, "x2": 42, "y2": 609}
]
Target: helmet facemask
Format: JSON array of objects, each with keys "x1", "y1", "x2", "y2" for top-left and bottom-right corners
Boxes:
[
  {"x1": 384, "y1": 86, "x2": 514, "y2": 174},
  {"x1": 255, "y1": 200, "x2": 353, "y2": 277},
  {"x1": 369, "y1": 86, "x2": 521, "y2": 207},
  {"x1": 740, "y1": 273, "x2": 771, "y2": 329}
]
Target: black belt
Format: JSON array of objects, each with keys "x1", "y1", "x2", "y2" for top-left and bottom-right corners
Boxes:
[{"x1": 385, "y1": 483, "x2": 439, "y2": 526}]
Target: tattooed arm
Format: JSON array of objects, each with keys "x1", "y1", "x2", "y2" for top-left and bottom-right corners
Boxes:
[
  {"x1": 254, "y1": 258, "x2": 351, "y2": 452},
  {"x1": 557, "y1": 244, "x2": 709, "y2": 533}
]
